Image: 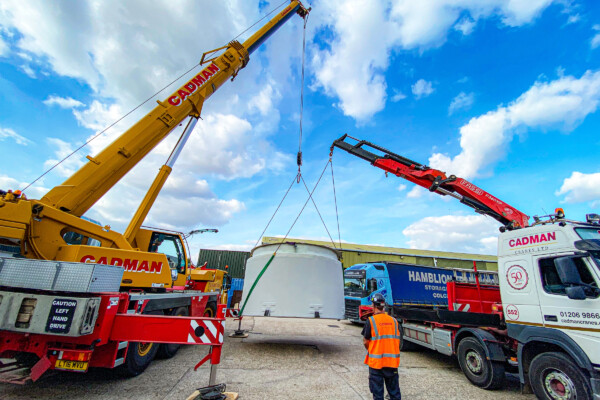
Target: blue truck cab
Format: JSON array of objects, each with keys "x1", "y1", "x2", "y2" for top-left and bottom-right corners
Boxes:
[{"x1": 344, "y1": 261, "x2": 498, "y2": 323}]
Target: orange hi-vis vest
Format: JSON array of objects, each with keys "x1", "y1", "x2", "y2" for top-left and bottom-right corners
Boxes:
[{"x1": 364, "y1": 313, "x2": 401, "y2": 369}]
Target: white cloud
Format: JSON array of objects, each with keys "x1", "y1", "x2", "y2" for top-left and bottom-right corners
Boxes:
[
  {"x1": 402, "y1": 214, "x2": 499, "y2": 254},
  {"x1": 310, "y1": 0, "x2": 389, "y2": 122},
  {"x1": 556, "y1": 171, "x2": 600, "y2": 206},
  {"x1": 448, "y1": 92, "x2": 474, "y2": 115},
  {"x1": 20, "y1": 64, "x2": 35, "y2": 78},
  {"x1": 592, "y1": 34, "x2": 600, "y2": 49},
  {"x1": 43, "y1": 138, "x2": 85, "y2": 177},
  {"x1": 149, "y1": 197, "x2": 245, "y2": 228},
  {"x1": 412, "y1": 79, "x2": 434, "y2": 99},
  {"x1": 391, "y1": 89, "x2": 407, "y2": 102},
  {"x1": 0, "y1": 36, "x2": 7, "y2": 56},
  {"x1": 43, "y1": 95, "x2": 84, "y2": 109},
  {"x1": 566, "y1": 14, "x2": 581, "y2": 25},
  {"x1": 248, "y1": 82, "x2": 280, "y2": 116},
  {"x1": 311, "y1": 0, "x2": 556, "y2": 121},
  {"x1": 178, "y1": 113, "x2": 290, "y2": 180},
  {"x1": 455, "y1": 17, "x2": 476, "y2": 35},
  {"x1": 430, "y1": 70, "x2": 600, "y2": 178},
  {"x1": 0, "y1": 175, "x2": 47, "y2": 199},
  {"x1": 398, "y1": 184, "x2": 407, "y2": 191},
  {"x1": 406, "y1": 186, "x2": 425, "y2": 198},
  {"x1": 0, "y1": 127, "x2": 32, "y2": 145},
  {"x1": 72, "y1": 100, "x2": 123, "y2": 132}
]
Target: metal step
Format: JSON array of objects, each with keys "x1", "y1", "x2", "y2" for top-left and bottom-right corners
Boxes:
[{"x1": 0, "y1": 358, "x2": 32, "y2": 384}]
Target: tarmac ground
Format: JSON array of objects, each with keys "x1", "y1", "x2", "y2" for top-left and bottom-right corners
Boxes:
[{"x1": 0, "y1": 317, "x2": 534, "y2": 400}]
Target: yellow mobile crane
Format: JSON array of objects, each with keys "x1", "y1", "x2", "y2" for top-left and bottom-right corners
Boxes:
[{"x1": 0, "y1": 1, "x2": 309, "y2": 382}]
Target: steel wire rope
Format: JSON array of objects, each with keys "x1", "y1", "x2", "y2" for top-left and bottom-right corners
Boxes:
[
  {"x1": 252, "y1": 174, "x2": 297, "y2": 249},
  {"x1": 239, "y1": 159, "x2": 331, "y2": 316},
  {"x1": 330, "y1": 157, "x2": 343, "y2": 253},
  {"x1": 276, "y1": 160, "x2": 330, "y2": 255},
  {"x1": 299, "y1": 174, "x2": 336, "y2": 249},
  {"x1": 297, "y1": 12, "x2": 308, "y2": 182},
  {"x1": 21, "y1": 0, "x2": 291, "y2": 193}
]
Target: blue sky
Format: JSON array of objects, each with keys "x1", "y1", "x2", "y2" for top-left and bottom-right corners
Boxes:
[{"x1": 1, "y1": 0, "x2": 599, "y2": 258}]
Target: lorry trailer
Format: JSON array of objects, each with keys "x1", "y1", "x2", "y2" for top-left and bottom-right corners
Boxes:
[{"x1": 344, "y1": 261, "x2": 498, "y2": 323}]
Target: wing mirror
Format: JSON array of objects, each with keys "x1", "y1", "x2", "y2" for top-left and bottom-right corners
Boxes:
[
  {"x1": 368, "y1": 278, "x2": 377, "y2": 294},
  {"x1": 555, "y1": 256, "x2": 589, "y2": 300},
  {"x1": 555, "y1": 256, "x2": 583, "y2": 285}
]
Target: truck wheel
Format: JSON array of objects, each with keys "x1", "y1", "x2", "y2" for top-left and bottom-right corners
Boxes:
[
  {"x1": 204, "y1": 302, "x2": 217, "y2": 318},
  {"x1": 457, "y1": 337, "x2": 505, "y2": 390},
  {"x1": 156, "y1": 307, "x2": 189, "y2": 359},
  {"x1": 118, "y1": 310, "x2": 161, "y2": 377},
  {"x1": 529, "y1": 352, "x2": 592, "y2": 400}
]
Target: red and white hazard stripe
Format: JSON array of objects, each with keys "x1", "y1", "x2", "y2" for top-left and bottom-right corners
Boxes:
[
  {"x1": 453, "y1": 303, "x2": 471, "y2": 312},
  {"x1": 187, "y1": 319, "x2": 224, "y2": 345},
  {"x1": 225, "y1": 308, "x2": 239, "y2": 318}
]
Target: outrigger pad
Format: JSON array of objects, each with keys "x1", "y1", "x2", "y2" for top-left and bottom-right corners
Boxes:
[
  {"x1": 228, "y1": 330, "x2": 249, "y2": 338},
  {"x1": 186, "y1": 384, "x2": 239, "y2": 400}
]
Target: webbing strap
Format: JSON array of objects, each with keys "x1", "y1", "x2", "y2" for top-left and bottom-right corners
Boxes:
[{"x1": 239, "y1": 253, "x2": 276, "y2": 316}]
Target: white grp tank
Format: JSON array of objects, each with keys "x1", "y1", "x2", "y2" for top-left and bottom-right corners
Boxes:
[{"x1": 240, "y1": 242, "x2": 344, "y2": 319}]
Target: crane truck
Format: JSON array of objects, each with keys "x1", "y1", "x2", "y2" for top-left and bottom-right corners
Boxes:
[
  {"x1": 332, "y1": 134, "x2": 600, "y2": 400},
  {"x1": 0, "y1": 1, "x2": 309, "y2": 383}
]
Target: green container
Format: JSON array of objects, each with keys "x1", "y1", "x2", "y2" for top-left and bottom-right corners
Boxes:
[{"x1": 197, "y1": 249, "x2": 250, "y2": 279}]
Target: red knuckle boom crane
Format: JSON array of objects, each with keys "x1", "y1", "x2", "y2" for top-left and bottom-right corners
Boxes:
[{"x1": 331, "y1": 134, "x2": 529, "y2": 231}]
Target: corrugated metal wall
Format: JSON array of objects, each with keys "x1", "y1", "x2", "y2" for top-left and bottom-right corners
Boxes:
[{"x1": 197, "y1": 249, "x2": 250, "y2": 279}]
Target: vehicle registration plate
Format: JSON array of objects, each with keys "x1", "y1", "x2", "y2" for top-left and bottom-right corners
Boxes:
[{"x1": 54, "y1": 360, "x2": 88, "y2": 372}]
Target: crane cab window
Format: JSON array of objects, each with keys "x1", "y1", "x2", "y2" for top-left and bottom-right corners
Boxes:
[
  {"x1": 149, "y1": 233, "x2": 185, "y2": 274},
  {"x1": 539, "y1": 257, "x2": 599, "y2": 298},
  {"x1": 62, "y1": 231, "x2": 101, "y2": 247}
]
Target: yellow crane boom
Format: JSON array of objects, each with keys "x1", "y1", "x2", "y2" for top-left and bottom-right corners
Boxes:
[{"x1": 0, "y1": 1, "x2": 309, "y2": 291}]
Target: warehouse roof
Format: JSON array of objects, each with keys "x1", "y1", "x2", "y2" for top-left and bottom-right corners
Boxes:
[{"x1": 261, "y1": 237, "x2": 497, "y2": 262}]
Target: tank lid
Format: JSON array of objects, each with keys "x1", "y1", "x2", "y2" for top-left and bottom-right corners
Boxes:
[{"x1": 250, "y1": 241, "x2": 342, "y2": 260}]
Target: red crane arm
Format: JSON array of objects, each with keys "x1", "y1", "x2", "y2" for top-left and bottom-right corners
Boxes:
[{"x1": 331, "y1": 134, "x2": 529, "y2": 230}]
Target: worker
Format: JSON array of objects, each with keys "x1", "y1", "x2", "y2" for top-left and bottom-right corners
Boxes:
[{"x1": 362, "y1": 293, "x2": 401, "y2": 400}]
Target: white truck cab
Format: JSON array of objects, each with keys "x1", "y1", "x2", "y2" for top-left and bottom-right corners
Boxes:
[{"x1": 498, "y1": 214, "x2": 600, "y2": 399}]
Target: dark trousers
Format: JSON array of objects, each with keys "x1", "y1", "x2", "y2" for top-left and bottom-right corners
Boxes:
[{"x1": 369, "y1": 367, "x2": 401, "y2": 400}]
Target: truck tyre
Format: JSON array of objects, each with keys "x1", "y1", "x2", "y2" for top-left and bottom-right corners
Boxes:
[
  {"x1": 399, "y1": 325, "x2": 418, "y2": 351},
  {"x1": 529, "y1": 352, "x2": 592, "y2": 400},
  {"x1": 204, "y1": 302, "x2": 217, "y2": 318},
  {"x1": 457, "y1": 337, "x2": 505, "y2": 390},
  {"x1": 156, "y1": 307, "x2": 189, "y2": 359},
  {"x1": 118, "y1": 310, "x2": 161, "y2": 377}
]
